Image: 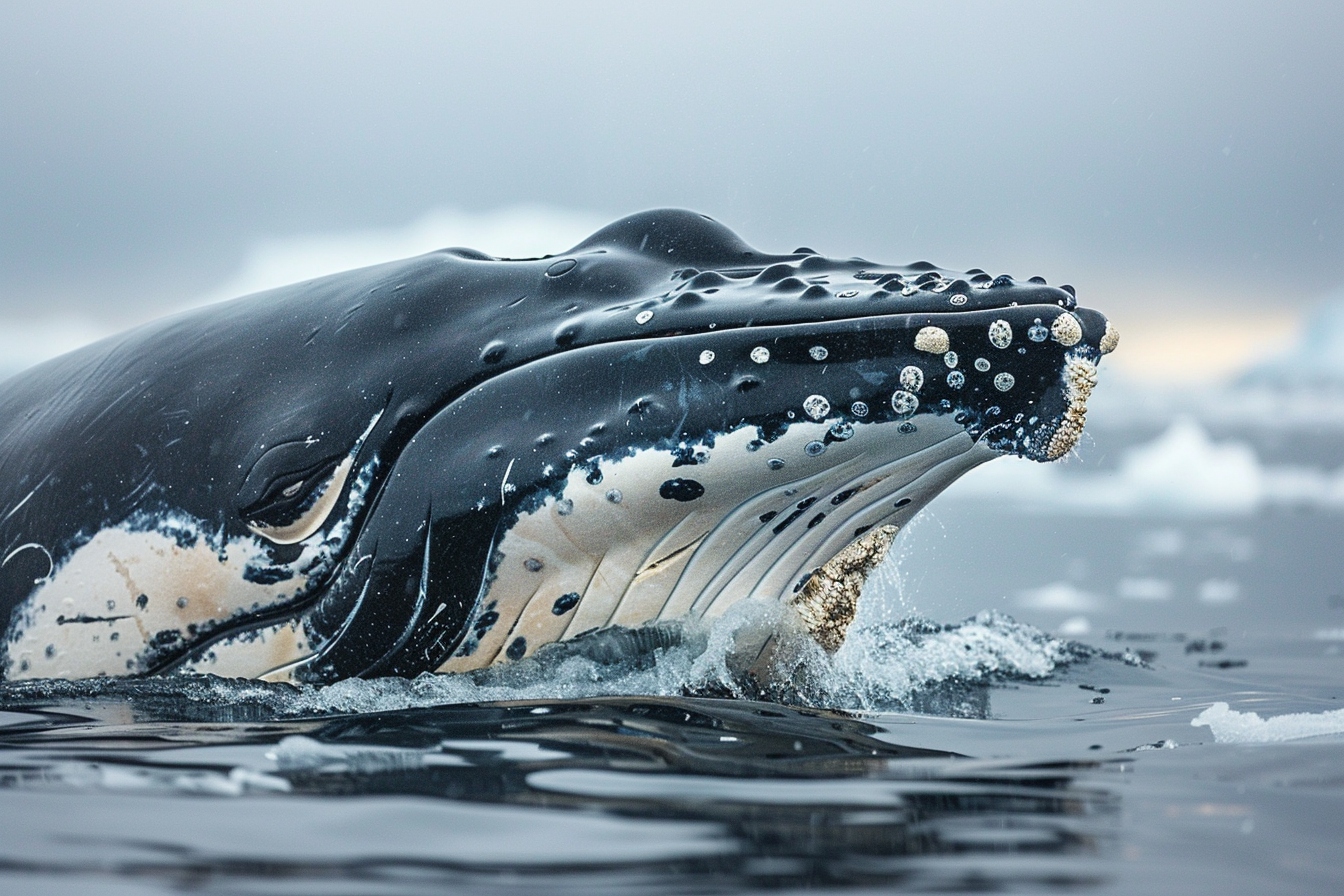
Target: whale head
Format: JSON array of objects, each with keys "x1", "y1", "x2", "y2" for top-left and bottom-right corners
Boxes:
[{"x1": 0, "y1": 210, "x2": 1115, "y2": 682}]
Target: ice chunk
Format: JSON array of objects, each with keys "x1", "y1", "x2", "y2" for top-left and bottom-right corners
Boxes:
[
  {"x1": 947, "y1": 415, "x2": 1344, "y2": 514},
  {"x1": 1191, "y1": 702, "x2": 1344, "y2": 743}
]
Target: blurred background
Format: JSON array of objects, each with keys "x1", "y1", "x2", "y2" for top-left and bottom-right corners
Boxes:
[{"x1": 3, "y1": 0, "x2": 1344, "y2": 641}]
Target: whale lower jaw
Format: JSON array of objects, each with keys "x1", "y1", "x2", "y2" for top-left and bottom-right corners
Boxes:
[{"x1": 423, "y1": 413, "x2": 994, "y2": 675}]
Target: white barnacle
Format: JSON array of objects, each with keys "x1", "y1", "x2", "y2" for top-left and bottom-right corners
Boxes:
[
  {"x1": 974, "y1": 357, "x2": 991, "y2": 372},
  {"x1": 850, "y1": 400, "x2": 869, "y2": 417},
  {"x1": 988, "y1": 319, "x2": 1013, "y2": 349},
  {"x1": 913, "y1": 326, "x2": 950, "y2": 354},
  {"x1": 899, "y1": 365, "x2": 924, "y2": 392},
  {"x1": 949, "y1": 294, "x2": 968, "y2": 305},
  {"x1": 808, "y1": 345, "x2": 829, "y2": 361},
  {"x1": 890, "y1": 390, "x2": 919, "y2": 416},
  {"x1": 1045, "y1": 355, "x2": 1099, "y2": 460},
  {"x1": 750, "y1": 346, "x2": 770, "y2": 364},
  {"x1": 1028, "y1": 318, "x2": 1049, "y2": 342},
  {"x1": 635, "y1": 310, "x2": 654, "y2": 325},
  {"x1": 698, "y1": 350, "x2": 715, "y2": 365},
  {"x1": 1051, "y1": 312, "x2": 1083, "y2": 347},
  {"x1": 994, "y1": 372, "x2": 1016, "y2": 392},
  {"x1": 947, "y1": 370, "x2": 966, "y2": 389},
  {"x1": 1100, "y1": 319, "x2": 1120, "y2": 355},
  {"x1": 802, "y1": 394, "x2": 831, "y2": 421},
  {"x1": 944, "y1": 351, "x2": 958, "y2": 368}
]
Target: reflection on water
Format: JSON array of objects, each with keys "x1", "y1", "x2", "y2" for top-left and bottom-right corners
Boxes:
[{"x1": 0, "y1": 692, "x2": 1119, "y2": 893}]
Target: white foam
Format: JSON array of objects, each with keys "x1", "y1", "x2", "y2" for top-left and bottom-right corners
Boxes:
[
  {"x1": 133, "y1": 602, "x2": 1074, "y2": 717},
  {"x1": 946, "y1": 415, "x2": 1344, "y2": 514},
  {"x1": 783, "y1": 610, "x2": 1074, "y2": 712},
  {"x1": 1191, "y1": 702, "x2": 1344, "y2": 743}
]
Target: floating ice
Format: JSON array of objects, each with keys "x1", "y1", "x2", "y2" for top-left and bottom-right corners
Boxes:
[
  {"x1": 1016, "y1": 582, "x2": 1100, "y2": 612},
  {"x1": 1191, "y1": 702, "x2": 1344, "y2": 743},
  {"x1": 946, "y1": 415, "x2": 1344, "y2": 514},
  {"x1": 1242, "y1": 296, "x2": 1344, "y2": 389}
]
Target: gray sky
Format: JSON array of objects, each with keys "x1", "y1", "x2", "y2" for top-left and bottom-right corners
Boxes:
[{"x1": 1, "y1": 0, "x2": 1341, "y2": 326}]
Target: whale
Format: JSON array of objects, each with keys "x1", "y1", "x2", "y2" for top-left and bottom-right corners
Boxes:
[{"x1": 0, "y1": 209, "x2": 1116, "y2": 683}]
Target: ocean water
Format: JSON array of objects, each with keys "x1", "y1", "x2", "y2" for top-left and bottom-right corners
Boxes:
[{"x1": 2, "y1": 377, "x2": 1344, "y2": 894}]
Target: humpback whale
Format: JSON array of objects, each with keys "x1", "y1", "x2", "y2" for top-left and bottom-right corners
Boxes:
[{"x1": 0, "y1": 210, "x2": 1116, "y2": 682}]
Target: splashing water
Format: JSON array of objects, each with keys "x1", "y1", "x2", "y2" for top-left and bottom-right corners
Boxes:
[{"x1": 0, "y1": 602, "x2": 1084, "y2": 720}]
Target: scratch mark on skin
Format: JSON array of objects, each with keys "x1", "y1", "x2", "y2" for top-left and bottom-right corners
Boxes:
[
  {"x1": 56, "y1": 614, "x2": 133, "y2": 625},
  {"x1": 1, "y1": 473, "x2": 52, "y2": 524},
  {"x1": 501, "y1": 458, "x2": 517, "y2": 505},
  {"x1": 80, "y1": 384, "x2": 143, "y2": 437},
  {"x1": 0, "y1": 543, "x2": 54, "y2": 583}
]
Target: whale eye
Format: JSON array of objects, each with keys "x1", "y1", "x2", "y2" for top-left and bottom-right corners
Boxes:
[{"x1": 238, "y1": 441, "x2": 354, "y2": 545}]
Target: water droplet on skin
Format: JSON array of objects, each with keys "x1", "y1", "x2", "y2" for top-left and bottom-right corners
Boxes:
[
  {"x1": 994, "y1": 373, "x2": 1016, "y2": 392},
  {"x1": 808, "y1": 345, "x2": 829, "y2": 361},
  {"x1": 975, "y1": 358, "x2": 991, "y2": 372},
  {"x1": 802, "y1": 394, "x2": 831, "y2": 420},
  {"x1": 750, "y1": 346, "x2": 770, "y2": 364},
  {"x1": 890, "y1": 390, "x2": 919, "y2": 416},
  {"x1": 850, "y1": 401, "x2": 869, "y2": 417},
  {"x1": 805, "y1": 440, "x2": 827, "y2": 456},
  {"x1": 699, "y1": 350, "x2": 715, "y2": 365},
  {"x1": 635, "y1": 310, "x2": 654, "y2": 325}
]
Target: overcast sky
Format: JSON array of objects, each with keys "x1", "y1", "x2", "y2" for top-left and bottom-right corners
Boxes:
[{"x1": 1, "y1": 1, "x2": 1341, "y2": 329}]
